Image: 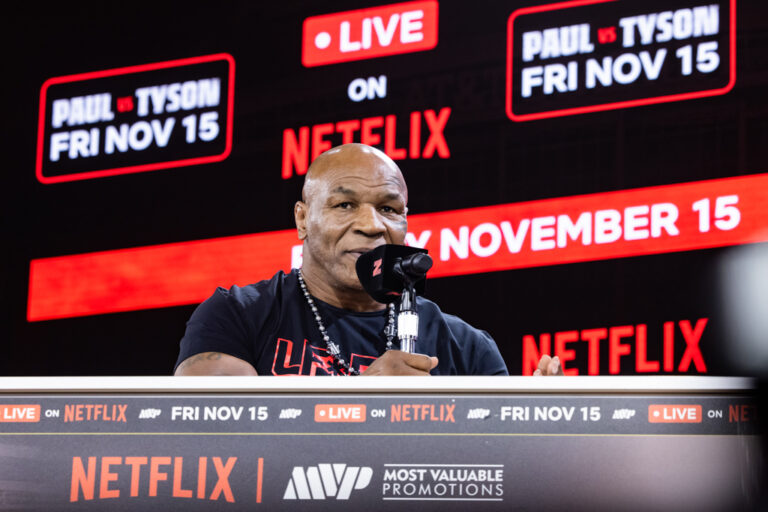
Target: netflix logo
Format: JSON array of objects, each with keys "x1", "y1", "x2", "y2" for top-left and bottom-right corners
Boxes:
[
  {"x1": 70, "y1": 456, "x2": 264, "y2": 503},
  {"x1": 302, "y1": 1, "x2": 439, "y2": 67},
  {"x1": 64, "y1": 403, "x2": 127, "y2": 423},
  {"x1": 281, "y1": 107, "x2": 451, "y2": 179},
  {"x1": 522, "y1": 318, "x2": 709, "y2": 375},
  {"x1": 390, "y1": 404, "x2": 455, "y2": 423}
]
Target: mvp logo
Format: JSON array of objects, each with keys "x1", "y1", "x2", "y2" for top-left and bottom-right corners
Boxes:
[
  {"x1": 302, "y1": 1, "x2": 438, "y2": 67},
  {"x1": 612, "y1": 408, "x2": 636, "y2": 420},
  {"x1": 284, "y1": 464, "x2": 372, "y2": 500},
  {"x1": 138, "y1": 408, "x2": 161, "y2": 419},
  {"x1": 279, "y1": 408, "x2": 302, "y2": 419},
  {"x1": 467, "y1": 408, "x2": 491, "y2": 419}
]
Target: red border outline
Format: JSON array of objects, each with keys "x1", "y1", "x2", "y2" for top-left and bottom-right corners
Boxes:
[
  {"x1": 36, "y1": 53, "x2": 236, "y2": 184},
  {"x1": 505, "y1": 0, "x2": 737, "y2": 122}
]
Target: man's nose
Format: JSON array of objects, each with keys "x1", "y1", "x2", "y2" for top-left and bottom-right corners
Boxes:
[{"x1": 354, "y1": 205, "x2": 386, "y2": 236}]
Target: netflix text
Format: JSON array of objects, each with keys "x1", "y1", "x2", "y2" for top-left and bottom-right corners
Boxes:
[
  {"x1": 69, "y1": 456, "x2": 260, "y2": 503},
  {"x1": 281, "y1": 107, "x2": 451, "y2": 179},
  {"x1": 390, "y1": 403, "x2": 455, "y2": 422},
  {"x1": 522, "y1": 318, "x2": 708, "y2": 375},
  {"x1": 64, "y1": 404, "x2": 127, "y2": 423}
]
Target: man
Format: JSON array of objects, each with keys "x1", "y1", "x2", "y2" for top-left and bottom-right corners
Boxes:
[{"x1": 175, "y1": 143, "x2": 562, "y2": 376}]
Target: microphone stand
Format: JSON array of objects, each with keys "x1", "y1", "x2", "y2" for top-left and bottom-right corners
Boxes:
[
  {"x1": 397, "y1": 280, "x2": 419, "y2": 353},
  {"x1": 389, "y1": 252, "x2": 432, "y2": 354}
]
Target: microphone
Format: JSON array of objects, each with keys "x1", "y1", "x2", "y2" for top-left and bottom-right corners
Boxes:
[
  {"x1": 355, "y1": 245, "x2": 431, "y2": 304},
  {"x1": 393, "y1": 253, "x2": 433, "y2": 282},
  {"x1": 356, "y1": 245, "x2": 433, "y2": 354}
]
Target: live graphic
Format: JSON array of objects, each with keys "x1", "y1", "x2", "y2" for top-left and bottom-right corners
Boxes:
[{"x1": 302, "y1": 1, "x2": 438, "y2": 67}]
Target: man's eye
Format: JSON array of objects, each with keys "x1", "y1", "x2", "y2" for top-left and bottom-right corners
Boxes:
[
  {"x1": 380, "y1": 206, "x2": 396, "y2": 213},
  {"x1": 336, "y1": 202, "x2": 353, "y2": 209}
]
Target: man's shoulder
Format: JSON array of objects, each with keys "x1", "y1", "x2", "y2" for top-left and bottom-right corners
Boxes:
[
  {"x1": 416, "y1": 296, "x2": 508, "y2": 375},
  {"x1": 212, "y1": 270, "x2": 297, "y2": 308},
  {"x1": 416, "y1": 297, "x2": 490, "y2": 343}
]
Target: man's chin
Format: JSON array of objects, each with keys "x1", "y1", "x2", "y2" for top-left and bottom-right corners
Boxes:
[{"x1": 345, "y1": 278, "x2": 366, "y2": 292}]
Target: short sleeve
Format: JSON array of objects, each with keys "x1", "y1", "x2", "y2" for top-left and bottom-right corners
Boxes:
[
  {"x1": 470, "y1": 330, "x2": 509, "y2": 375},
  {"x1": 174, "y1": 286, "x2": 256, "y2": 371},
  {"x1": 441, "y1": 312, "x2": 509, "y2": 375}
]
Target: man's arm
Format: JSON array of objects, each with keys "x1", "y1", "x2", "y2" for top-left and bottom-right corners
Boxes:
[{"x1": 175, "y1": 352, "x2": 258, "y2": 376}]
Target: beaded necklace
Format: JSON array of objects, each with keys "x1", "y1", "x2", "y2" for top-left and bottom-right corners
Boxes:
[{"x1": 297, "y1": 269, "x2": 395, "y2": 375}]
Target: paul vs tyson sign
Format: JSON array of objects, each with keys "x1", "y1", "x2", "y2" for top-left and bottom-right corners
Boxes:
[
  {"x1": 36, "y1": 53, "x2": 234, "y2": 184},
  {"x1": 506, "y1": 0, "x2": 735, "y2": 121}
]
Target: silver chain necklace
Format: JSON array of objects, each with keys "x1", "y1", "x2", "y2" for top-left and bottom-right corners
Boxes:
[{"x1": 298, "y1": 269, "x2": 395, "y2": 376}]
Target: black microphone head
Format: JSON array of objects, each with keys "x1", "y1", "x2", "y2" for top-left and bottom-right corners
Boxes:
[
  {"x1": 406, "y1": 253, "x2": 433, "y2": 275},
  {"x1": 355, "y1": 245, "x2": 429, "y2": 303}
]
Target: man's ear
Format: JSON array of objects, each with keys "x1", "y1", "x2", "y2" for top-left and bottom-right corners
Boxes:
[{"x1": 294, "y1": 201, "x2": 308, "y2": 240}]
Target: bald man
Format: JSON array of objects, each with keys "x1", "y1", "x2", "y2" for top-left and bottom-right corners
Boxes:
[{"x1": 175, "y1": 144, "x2": 554, "y2": 376}]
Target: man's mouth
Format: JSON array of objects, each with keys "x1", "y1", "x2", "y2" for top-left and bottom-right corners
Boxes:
[{"x1": 346, "y1": 247, "x2": 378, "y2": 258}]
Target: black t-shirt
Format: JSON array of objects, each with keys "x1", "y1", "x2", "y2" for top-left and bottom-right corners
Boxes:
[{"x1": 175, "y1": 270, "x2": 508, "y2": 375}]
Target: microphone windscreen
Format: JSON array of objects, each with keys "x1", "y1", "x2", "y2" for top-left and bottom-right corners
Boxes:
[
  {"x1": 407, "y1": 253, "x2": 433, "y2": 275},
  {"x1": 355, "y1": 245, "x2": 428, "y2": 303}
]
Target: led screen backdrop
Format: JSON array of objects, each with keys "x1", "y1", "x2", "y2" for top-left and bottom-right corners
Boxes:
[{"x1": 4, "y1": 1, "x2": 768, "y2": 376}]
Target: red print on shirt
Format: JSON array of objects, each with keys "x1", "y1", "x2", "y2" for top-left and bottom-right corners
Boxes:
[{"x1": 271, "y1": 338, "x2": 376, "y2": 375}]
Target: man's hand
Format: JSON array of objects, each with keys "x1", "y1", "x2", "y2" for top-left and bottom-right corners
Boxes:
[
  {"x1": 362, "y1": 350, "x2": 438, "y2": 376},
  {"x1": 533, "y1": 355, "x2": 564, "y2": 376}
]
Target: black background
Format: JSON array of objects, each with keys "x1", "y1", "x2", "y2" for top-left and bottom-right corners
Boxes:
[{"x1": 3, "y1": 1, "x2": 768, "y2": 376}]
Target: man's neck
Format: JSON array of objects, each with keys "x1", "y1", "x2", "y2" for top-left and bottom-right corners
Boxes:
[{"x1": 299, "y1": 267, "x2": 384, "y2": 313}]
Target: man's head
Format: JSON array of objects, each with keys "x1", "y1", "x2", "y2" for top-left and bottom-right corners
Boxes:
[{"x1": 294, "y1": 143, "x2": 408, "y2": 308}]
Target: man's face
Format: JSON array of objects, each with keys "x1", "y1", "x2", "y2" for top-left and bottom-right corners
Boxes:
[{"x1": 296, "y1": 147, "x2": 408, "y2": 293}]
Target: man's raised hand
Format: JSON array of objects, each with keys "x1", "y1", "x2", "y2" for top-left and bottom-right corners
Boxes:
[{"x1": 533, "y1": 355, "x2": 564, "y2": 376}]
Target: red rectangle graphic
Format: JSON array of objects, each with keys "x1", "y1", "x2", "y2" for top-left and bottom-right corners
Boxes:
[
  {"x1": 302, "y1": 1, "x2": 438, "y2": 67},
  {"x1": 648, "y1": 404, "x2": 702, "y2": 423},
  {"x1": 0, "y1": 405, "x2": 41, "y2": 423},
  {"x1": 27, "y1": 173, "x2": 768, "y2": 321},
  {"x1": 314, "y1": 404, "x2": 367, "y2": 422}
]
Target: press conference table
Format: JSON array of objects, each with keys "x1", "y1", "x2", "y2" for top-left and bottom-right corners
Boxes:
[{"x1": 0, "y1": 376, "x2": 761, "y2": 511}]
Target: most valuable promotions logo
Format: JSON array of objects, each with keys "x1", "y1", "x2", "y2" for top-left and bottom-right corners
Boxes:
[
  {"x1": 36, "y1": 53, "x2": 235, "y2": 183},
  {"x1": 382, "y1": 463, "x2": 504, "y2": 501},
  {"x1": 283, "y1": 464, "x2": 373, "y2": 500}
]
